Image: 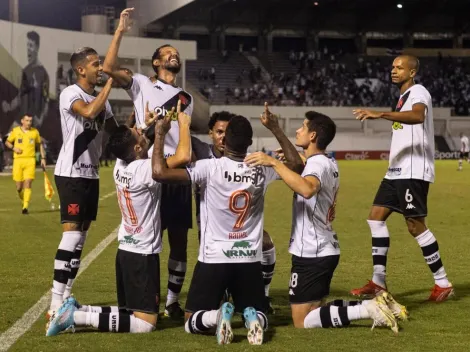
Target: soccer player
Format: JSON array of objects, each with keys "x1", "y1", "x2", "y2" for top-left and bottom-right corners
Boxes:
[
  {"x1": 152, "y1": 112, "x2": 303, "y2": 345},
  {"x1": 46, "y1": 101, "x2": 192, "y2": 336},
  {"x1": 104, "y1": 8, "x2": 193, "y2": 318},
  {"x1": 48, "y1": 47, "x2": 118, "y2": 318},
  {"x1": 192, "y1": 108, "x2": 277, "y2": 313},
  {"x1": 5, "y1": 113, "x2": 46, "y2": 213},
  {"x1": 2, "y1": 31, "x2": 49, "y2": 129},
  {"x1": 350, "y1": 55, "x2": 453, "y2": 301},
  {"x1": 458, "y1": 132, "x2": 469, "y2": 171},
  {"x1": 245, "y1": 111, "x2": 405, "y2": 333}
]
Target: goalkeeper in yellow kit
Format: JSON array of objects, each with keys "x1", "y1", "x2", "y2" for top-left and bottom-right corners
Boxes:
[{"x1": 5, "y1": 114, "x2": 46, "y2": 214}]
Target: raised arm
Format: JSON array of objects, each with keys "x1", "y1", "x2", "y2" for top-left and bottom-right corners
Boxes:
[
  {"x1": 261, "y1": 102, "x2": 304, "y2": 173},
  {"x1": 151, "y1": 113, "x2": 191, "y2": 184},
  {"x1": 245, "y1": 153, "x2": 319, "y2": 199},
  {"x1": 166, "y1": 100, "x2": 192, "y2": 168},
  {"x1": 102, "y1": 8, "x2": 134, "y2": 88},
  {"x1": 71, "y1": 78, "x2": 113, "y2": 119},
  {"x1": 353, "y1": 103, "x2": 426, "y2": 125}
]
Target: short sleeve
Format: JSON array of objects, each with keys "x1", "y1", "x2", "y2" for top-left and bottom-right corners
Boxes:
[
  {"x1": 35, "y1": 130, "x2": 41, "y2": 144},
  {"x1": 262, "y1": 166, "x2": 280, "y2": 185},
  {"x1": 410, "y1": 86, "x2": 428, "y2": 107},
  {"x1": 135, "y1": 159, "x2": 157, "y2": 188},
  {"x1": 126, "y1": 73, "x2": 146, "y2": 99},
  {"x1": 186, "y1": 159, "x2": 213, "y2": 186},
  {"x1": 104, "y1": 101, "x2": 114, "y2": 120},
  {"x1": 60, "y1": 87, "x2": 81, "y2": 112},
  {"x1": 7, "y1": 129, "x2": 16, "y2": 143},
  {"x1": 303, "y1": 158, "x2": 325, "y2": 188}
]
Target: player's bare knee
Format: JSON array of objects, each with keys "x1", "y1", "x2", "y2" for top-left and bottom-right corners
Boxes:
[
  {"x1": 262, "y1": 230, "x2": 274, "y2": 251},
  {"x1": 133, "y1": 311, "x2": 157, "y2": 327},
  {"x1": 23, "y1": 179, "x2": 32, "y2": 188},
  {"x1": 368, "y1": 206, "x2": 390, "y2": 221},
  {"x1": 405, "y1": 217, "x2": 427, "y2": 237}
]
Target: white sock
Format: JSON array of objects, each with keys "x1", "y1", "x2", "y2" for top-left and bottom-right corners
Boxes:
[
  {"x1": 368, "y1": 220, "x2": 389, "y2": 288},
  {"x1": 166, "y1": 290, "x2": 179, "y2": 307},
  {"x1": 415, "y1": 229, "x2": 450, "y2": 287},
  {"x1": 346, "y1": 305, "x2": 370, "y2": 320},
  {"x1": 50, "y1": 231, "x2": 82, "y2": 311}
]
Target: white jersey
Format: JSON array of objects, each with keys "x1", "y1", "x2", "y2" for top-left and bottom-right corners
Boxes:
[
  {"x1": 114, "y1": 159, "x2": 162, "y2": 255},
  {"x1": 188, "y1": 157, "x2": 279, "y2": 264},
  {"x1": 386, "y1": 84, "x2": 435, "y2": 183},
  {"x1": 55, "y1": 84, "x2": 114, "y2": 179},
  {"x1": 289, "y1": 154, "x2": 340, "y2": 258},
  {"x1": 126, "y1": 73, "x2": 193, "y2": 156},
  {"x1": 461, "y1": 135, "x2": 469, "y2": 153}
]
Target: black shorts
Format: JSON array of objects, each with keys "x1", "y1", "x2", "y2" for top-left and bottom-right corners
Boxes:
[
  {"x1": 185, "y1": 261, "x2": 266, "y2": 313},
  {"x1": 373, "y1": 178, "x2": 429, "y2": 218},
  {"x1": 460, "y1": 152, "x2": 469, "y2": 159},
  {"x1": 289, "y1": 255, "x2": 339, "y2": 304},
  {"x1": 55, "y1": 176, "x2": 99, "y2": 223},
  {"x1": 160, "y1": 183, "x2": 192, "y2": 230},
  {"x1": 116, "y1": 249, "x2": 160, "y2": 314}
]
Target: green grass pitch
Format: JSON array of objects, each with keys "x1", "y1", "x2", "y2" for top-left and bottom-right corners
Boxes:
[{"x1": 0, "y1": 160, "x2": 469, "y2": 351}]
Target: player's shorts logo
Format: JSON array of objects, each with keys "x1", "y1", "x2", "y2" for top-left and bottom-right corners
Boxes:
[{"x1": 68, "y1": 203, "x2": 80, "y2": 216}]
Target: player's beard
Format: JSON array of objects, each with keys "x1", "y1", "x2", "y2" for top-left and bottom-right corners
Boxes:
[{"x1": 163, "y1": 57, "x2": 181, "y2": 74}]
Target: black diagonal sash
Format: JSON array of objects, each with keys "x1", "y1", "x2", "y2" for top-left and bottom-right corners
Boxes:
[
  {"x1": 394, "y1": 91, "x2": 410, "y2": 112},
  {"x1": 72, "y1": 109, "x2": 106, "y2": 164},
  {"x1": 145, "y1": 90, "x2": 192, "y2": 144}
]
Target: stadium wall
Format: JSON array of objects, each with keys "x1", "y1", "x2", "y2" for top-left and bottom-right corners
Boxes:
[{"x1": 0, "y1": 19, "x2": 196, "y2": 158}]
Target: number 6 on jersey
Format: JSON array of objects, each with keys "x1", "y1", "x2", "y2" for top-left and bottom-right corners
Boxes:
[{"x1": 229, "y1": 190, "x2": 252, "y2": 230}]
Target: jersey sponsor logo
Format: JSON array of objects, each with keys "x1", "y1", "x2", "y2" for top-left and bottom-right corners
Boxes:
[
  {"x1": 124, "y1": 224, "x2": 143, "y2": 235},
  {"x1": 222, "y1": 248, "x2": 257, "y2": 259},
  {"x1": 119, "y1": 235, "x2": 140, "y2": 246},
  {"x1": 155, "y1": 85, "x2": 163, "y2": 91},
  {"x1": 232, "y1": 240, "x2": 252, "y2": 249},
  {"x1": 228, "y1": 231, "x2": 248, "y2": 239},
  {"x1": 224, "y1": 170, "x2": 262, "y2": 185},
  {"x1": 72, "y1": 111, "x2": 106, "y2": 165},
  {"x1": 76, "y1": 163, "x2": 99, "y2": 171},
  {"x1": 115, "y1": 169, "x2": 132, "y2": 187},
  {"x1": 406, "y1": 203, "x2": 416, "y2": 210},
  {"x1": 392, "y1": 122, "x2": 403, "y2": 130},
  {"x1": 67, "y1": 203, "x2": 80, "y2": 216},
  {"x1": 387, "y1": 167, "x2": 402, "y2": 176},
  {"x1": 289, "y1": 289, "x2": 295, "y2": 296}
]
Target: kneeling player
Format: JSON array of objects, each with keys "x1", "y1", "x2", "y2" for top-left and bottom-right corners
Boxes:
[
  {"x1": 192, "y1": 108, "x2": 276, "y2": 312},
  {"x1": 153, "y1": 112, "x2": 303, "y2": 344},
  {"x1": 245, "y1": 111, "x2": 408, "y2": 333},
  {"x1": 46, "y1": 104, "x2": 191, "y2": 336}
]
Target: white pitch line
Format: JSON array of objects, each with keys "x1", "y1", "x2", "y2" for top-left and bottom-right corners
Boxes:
[{"x1": 0, "y1": 191, "x2": 118, "y2": 351}]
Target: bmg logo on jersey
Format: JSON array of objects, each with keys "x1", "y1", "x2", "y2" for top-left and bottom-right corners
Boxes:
[{"x1": 224, "y1": 169, "x2": 262, "y2": 185}]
